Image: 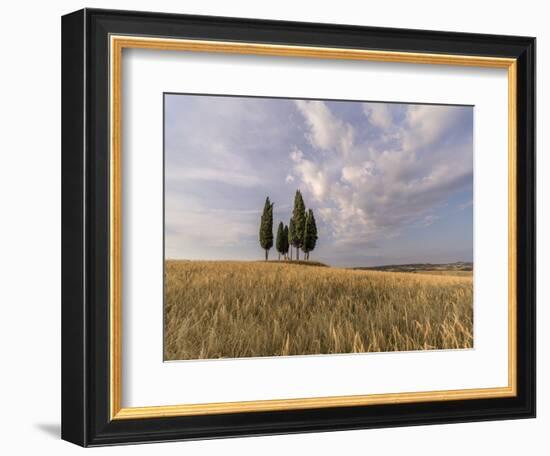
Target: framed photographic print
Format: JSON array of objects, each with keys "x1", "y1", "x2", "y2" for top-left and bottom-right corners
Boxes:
[{"x1": 61, "y1": 8, "x2": 536, "y2": 447}]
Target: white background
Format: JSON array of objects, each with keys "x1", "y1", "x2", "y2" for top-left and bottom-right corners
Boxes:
[
  {"x1": 0, "y1": 0, "x2": 546, "y2": 454},
  {"x1": 123, "y1": 51, "x2": 509, "y2": 407}
]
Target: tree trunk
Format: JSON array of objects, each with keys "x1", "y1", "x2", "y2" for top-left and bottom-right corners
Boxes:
[
  {"x1": 265, "y1": 250, "x2": 268, "y2": 261},
  {"x1": 296, "y1": 247, "x2": 299, "y2": 261},
  {"x1": 278, "y1": 253, "x2": 281, "y2": 260},
  {"x1": 290, "y1": 248, "x2": 293, "y2": 261}
]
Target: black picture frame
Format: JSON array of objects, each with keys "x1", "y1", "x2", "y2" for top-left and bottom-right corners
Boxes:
[{"x1": 62, "y1": 8, "x2": 536, "y2": 447}]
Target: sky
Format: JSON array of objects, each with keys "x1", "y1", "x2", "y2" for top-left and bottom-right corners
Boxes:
[{"x1": 164, "y1": 94, "x2": 473, "y2": 267}]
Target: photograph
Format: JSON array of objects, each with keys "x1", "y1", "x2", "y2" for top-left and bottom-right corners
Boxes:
[{"x1": 163, "y1": 94, "x2": 474, "y2": 361}]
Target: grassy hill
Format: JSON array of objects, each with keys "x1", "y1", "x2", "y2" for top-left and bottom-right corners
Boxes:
[{"x1": 164, "y1": 260, "x2": 473, "y2": 361}]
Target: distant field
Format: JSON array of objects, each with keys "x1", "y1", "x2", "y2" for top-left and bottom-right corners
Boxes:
[
  {"x1": 164, "y1": 260, "x2": 473, "y2": 360},
  {"x1": 411, "y1": 270, "x2": 473, "y2": 277},
  {"x1": 354, "y1": 261, "x2": 473, "y2": 275}
]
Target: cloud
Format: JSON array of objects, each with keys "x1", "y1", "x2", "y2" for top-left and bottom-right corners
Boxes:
[
  {"x1": 293, "y1": 101, "x2": 473, "y2": 245},
  {"x1": 294, "y1": 100, "x2": 354, "y2": 156},
  {"x1": 363, "y1": 103, "x2": 393, "y2": 130},
  {"x1": 458, "y1": 199, "x2": 473, "y2": 211},
  {"x1": 417, "y1": 214, "x2": 440, "y2": 227},
  {"x1": 165, "y1": 192, "x2": 259, "y2": 258},
  {"x1": 341, "y1": 161, "x2": 375, "y2": 184},
  {"x1": 285, "y1": 174, "x2": 295, "y2": 183},
  {"x1": 289, "y1": 148, "x2": 329, "y2": 201},
  {"x1": 166, "y1": 167, "x2": 261, "y2": 188},
  {"x1": 403, "y1": 104, "x2": 467, "y2": 150}
]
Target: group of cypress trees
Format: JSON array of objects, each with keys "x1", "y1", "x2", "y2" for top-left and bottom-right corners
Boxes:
[{"x1": 259, "y1": 190, "x2": 318, "y2": 261}]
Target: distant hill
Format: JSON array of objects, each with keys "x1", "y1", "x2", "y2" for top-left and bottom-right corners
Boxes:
[{"x1": 352, "y1": 261, "x2": 473, "y2": 274}]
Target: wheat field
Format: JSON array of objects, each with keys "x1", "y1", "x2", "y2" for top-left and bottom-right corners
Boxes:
[{"x1": 164, "y1": 260, "x2": 473, "y2": 360}]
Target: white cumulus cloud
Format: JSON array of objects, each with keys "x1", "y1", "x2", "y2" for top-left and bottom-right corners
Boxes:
[
  {"x1": 289, "y1": 147, "x2": 329, "y2": 201},
  {"x1": 294, "y1": 100, "x2": 354, "y2": 156},
  {"x1": 293, "y1": 101, "x2": 472, "y2": 245},
  {"x1": 362, "y1": 103, "x2": 394, "y2": 130}
]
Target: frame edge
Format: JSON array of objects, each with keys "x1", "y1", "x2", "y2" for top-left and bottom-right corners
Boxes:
[{"x1": 61, "y1": 8, "x2": 88, "y2": 448}]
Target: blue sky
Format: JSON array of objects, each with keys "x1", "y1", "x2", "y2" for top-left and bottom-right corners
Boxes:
[{"x1": 164, "y1": 94, "x2": 473, "y2": 267}]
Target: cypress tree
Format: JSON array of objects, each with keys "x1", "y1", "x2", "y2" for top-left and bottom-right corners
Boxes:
[
  {"x1": 259, "y1": 197, "x2": 274, "y2": 261},
  {"x1": 283, "y1": 224, "x2": 289, "y2": 260},
  {"x1": 288, "y1": 217, "x2": 295, "y2": 261},
  {"x1": 302, "y1": 210, "x2": 312, "y2": 261},
  {"x1": 292, "y1": 190, "x2": 306, "y2": 260},
  {"x1": 310, "y1": 209, "x2": 318, "y2": 258},
  {"x1": 275, "y1": 222, "x2": 284, "y2": 260},
  {"x1": 310, "y1": 209, "x2": 318, "y2": 259},
  {"x1": 302, "y1": 209, "x2": 318, "y2": 260}
]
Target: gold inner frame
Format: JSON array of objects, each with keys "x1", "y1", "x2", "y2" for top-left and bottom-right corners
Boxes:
[{"x1": 109, "y1": 35, "x2": 517, "y2": 420}]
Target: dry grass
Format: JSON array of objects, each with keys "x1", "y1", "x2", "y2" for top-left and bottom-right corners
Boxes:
[
  {"x1": 164, "y1": 260, "x2": 473, "y2": 360},
  {"x1": 408, "y1": 270, "x2": 473, "y2": 277}
]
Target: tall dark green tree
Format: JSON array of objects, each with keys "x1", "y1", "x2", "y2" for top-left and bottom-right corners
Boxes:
[
  {"x1": 288, "y1": 217, "x2": 295, "y2": 261},
  {"x1": 291, "y1": 190, "x2": 306, "y2": 260},
  {"x1": 302, "y1": 209, "x2": 318, "y2": 260},
  {"x1": 310, "y1": 209, "x2": 318, "y2": 255},
  {"x1": 283, "y1": 224, "x2": 290, "y2": 260},
  {"x1": 275, "y1": 222, "x2": 285, "y2": 260},
  {"x1": 259, "y1": 197, "x2": 274, "y2": 261}
]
